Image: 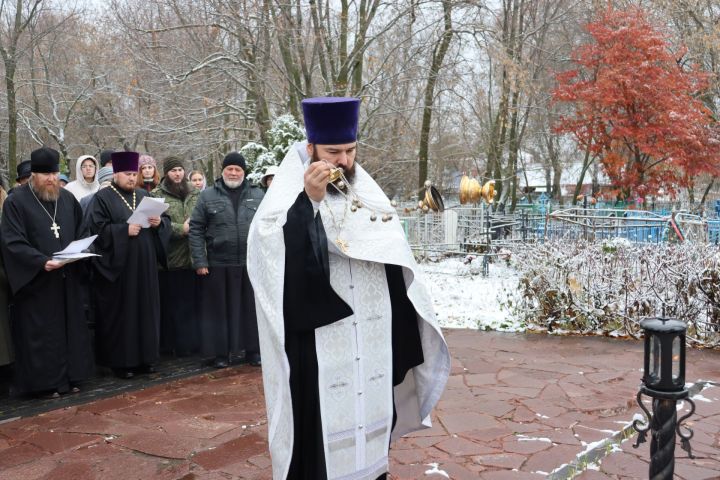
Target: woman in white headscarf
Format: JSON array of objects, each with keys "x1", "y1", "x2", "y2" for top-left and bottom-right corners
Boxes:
[
  {"x1": 65, "y1": 155, "x2": 99, "y2": 201},
  {"x1": 188, "y1": 170, "x2": 206, "y2": 191}
]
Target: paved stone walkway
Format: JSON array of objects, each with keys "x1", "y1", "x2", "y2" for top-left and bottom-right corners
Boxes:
[
  {"x1": 0, "y1": 356, "x2": 218, "y2": 422},
  {"x1": 0, "y1": 330, "x2": 718, "y2": 480}
]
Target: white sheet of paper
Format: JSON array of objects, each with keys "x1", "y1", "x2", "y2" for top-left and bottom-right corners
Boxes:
[
  {"x1": 52, "y1": 252, "x2": 100, "y2": 265},
  {"x1": 126, "y1": 196, "x2": 169, "y2": 228},
  {"x1": 52, "y1": 235, "x2": 100, "y2": 264},
  {"x1": 53, "y1": 235, "x2": 98, "y2": 255}
]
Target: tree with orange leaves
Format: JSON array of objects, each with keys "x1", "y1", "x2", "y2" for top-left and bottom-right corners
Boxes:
[{"x1": 553, "y1": 6, "x2": 720, "y2": 198}]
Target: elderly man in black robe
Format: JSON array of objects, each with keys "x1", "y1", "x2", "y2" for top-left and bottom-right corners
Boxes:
[
  {"x1": 0, "y1": 147, "x2": 93, "y2": 397},
  {"x1": 87, "y1": 151, "x2": 170, "y2": 379}
]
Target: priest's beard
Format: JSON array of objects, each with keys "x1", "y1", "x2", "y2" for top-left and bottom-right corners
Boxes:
[
  {"x1": 311, "y1": 150, "x2": 356, "y2": 197},
  {"x1": 30, "y1": 176, "x2": 60, "y2": 201},
  {"x1": 114, "y1": 175, "x2": 136, "y2": 192},
  {"x1": 163, "y1": 177, "x2": 191, "y2": 199}
]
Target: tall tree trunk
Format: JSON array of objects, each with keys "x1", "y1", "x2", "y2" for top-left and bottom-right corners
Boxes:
[
  {"x1": 546, "y1": 134, "x2": 563, "y2": 204},
  {"x1": 6, "y1": 67, "x2": 18, "y2": 184},
  {"x1": 417, "y1": 0, "x2": 453, "y2": 190},
  {"x1": 573, "y1": 149, "x2": 593, "y2": 205},
  {"x1": 591, "y1": 161, "x2": 599, "y2": 196},
  {"x1": 552, "y1": 163, "x2": 563, "y2": 205},
  {"x1": 271, "y1": 1, "x2": 302, "y2": 117},
  {"x1": 486, "y1": 0, "x2": 521, "y2": 203},
  {"x1": 334, "y1": 0, "x2": 350, "y2": 94},
  {"x1": 0, "y1": 0, "x2": 42, "y2": 184},
  {"x1": 507, "y1": 88, "x2": 521, "y2": 212},
  {"x1": 309, "y1": 0, "x2": 332, "y2": 92},
  {"x1": 699, "y1": 177, "x2": 715, "y2": 210},
  {"x1": 507, "y1": 0, "x2": 525, "y2": 212}
]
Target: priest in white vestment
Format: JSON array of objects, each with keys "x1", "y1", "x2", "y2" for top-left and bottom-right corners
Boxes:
[{"x1": 247, "y1": 97, "x2": 450, "y2": 480}]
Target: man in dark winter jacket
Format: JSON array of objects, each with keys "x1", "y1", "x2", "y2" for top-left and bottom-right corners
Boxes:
[{"x1": 189, "y1": 152, "x2": 264, "y2": 368}]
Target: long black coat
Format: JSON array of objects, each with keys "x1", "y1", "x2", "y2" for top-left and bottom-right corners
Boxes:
[
  {"x1": 87, "y1": 184, "x2": 170, "y2": 368},
  {"x1": 0, "y1": 249, "x2": 12, "y2": 367},
  {"x1": 0, "y1": 185, "x2": 93, "y2": 393}
]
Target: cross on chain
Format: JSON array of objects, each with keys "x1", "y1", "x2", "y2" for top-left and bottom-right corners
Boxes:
[{"x1": 51, "y1": 222, "x2": 60, "y2": 239}]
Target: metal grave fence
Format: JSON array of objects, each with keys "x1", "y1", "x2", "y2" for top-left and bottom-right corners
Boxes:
[{"x1": 398, "y1": 205, "x2": 718, "y2": 254}]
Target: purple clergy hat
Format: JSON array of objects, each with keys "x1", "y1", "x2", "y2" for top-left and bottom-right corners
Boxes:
[
  {"x1": 111, "y1": 151, "x2": 140, "y2": 173},
  {"x1": 301, "y1": 97, "x2": 360, "y2": 145}
]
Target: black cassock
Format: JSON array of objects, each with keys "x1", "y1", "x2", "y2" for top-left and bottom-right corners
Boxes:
[
  {"x1": 198, "y1": 265, "x2": 258, "y2": 358},
  {"x1": 87, "y1": 184, "x2": 170, "y2": 369},
  {"x1": 282, "y1": 192, "x2": 424, "y2": 480},
  {"x1": 0, "y1": 185, "x2": 93, "y2": 394},
  {"x1": 0, "y1": 250, "x2": 12, "y2": 367}
]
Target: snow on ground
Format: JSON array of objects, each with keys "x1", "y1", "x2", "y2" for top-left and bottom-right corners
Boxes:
[{"x1": 418, "y1": 257, "x2": 524, "y2": 331}]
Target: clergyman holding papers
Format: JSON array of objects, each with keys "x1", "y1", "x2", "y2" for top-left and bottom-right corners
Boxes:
[
  {"x1": 52, "y1": 235, "x2": 100, "y2": 264},
  {"x1": 0, "y1": 147, "x2": 94, "y2": 397},
  {"x1": 87, "y1": 151, "x2": 171, "y2": 379}
]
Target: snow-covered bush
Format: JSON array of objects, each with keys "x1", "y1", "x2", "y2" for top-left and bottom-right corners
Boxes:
[
  {"x1": 266, "y1": 114, "x2": 305, "y2": 161},
  {"x1": 239, "y1": 142, "x2": 269, "y2": 175},
  {"x1": 601, "y1": 237, "x2": 631, "y2": 253},
  {"x1": 241, "y1": 114, "x2": 306, "y2": 185},
  {"x1": 505, "y1": 241, "x2": 720, "y2": 347},
  {"x1": 246, "y1": 151, "x2": 277, "y2": 185}
]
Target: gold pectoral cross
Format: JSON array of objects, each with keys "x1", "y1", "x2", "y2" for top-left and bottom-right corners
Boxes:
[
  {"x1": 51, "y1": 222, "x2": 60, "y2": 239},
  {"x1": 335, "y1": 238, "x2": 349, "y2": 254}
]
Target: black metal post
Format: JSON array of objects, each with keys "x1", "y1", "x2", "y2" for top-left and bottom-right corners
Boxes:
[
  {"x1": 634, "y1": 318, "x2": 695, "y2": 479},
  {"x1": 635, "y1": 389, "x2": 696, "y2": 480},
  {"x1": 649, "y1": 398, "x2": 677, "y2": 479}
]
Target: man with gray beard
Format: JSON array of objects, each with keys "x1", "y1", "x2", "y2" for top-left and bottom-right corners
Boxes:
[
  {"x1": 189, "y1": 152, "x2": 264, "y2": 368},
  {"x1": 0, "y1": 147, "x2": 93, "y2": 397}
]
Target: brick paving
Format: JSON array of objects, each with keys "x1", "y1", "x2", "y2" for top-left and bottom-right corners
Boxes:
[{"x1": 0, "y1": 330, "x2": 718, "y2": 480}]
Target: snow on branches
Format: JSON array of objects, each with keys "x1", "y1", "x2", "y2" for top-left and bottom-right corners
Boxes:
[
  {"x1": 506, "y1": 240, "x2": 720, "y2": 348},
  {"x1": 241, "y1": 114, "x2": 305, "y2": 185}
]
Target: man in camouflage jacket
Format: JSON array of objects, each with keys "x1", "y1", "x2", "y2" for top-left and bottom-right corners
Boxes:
[{"x1": 153, "y1": 157, "x2": 200, "y2": 356}]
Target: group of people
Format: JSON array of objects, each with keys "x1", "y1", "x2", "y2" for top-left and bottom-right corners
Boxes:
[
  {"x1": 0, "y1": 146, "x2": 277, "y2": 396},
  {"x1": 0, "y1": 96, "x2": 450, "y2": 480}
]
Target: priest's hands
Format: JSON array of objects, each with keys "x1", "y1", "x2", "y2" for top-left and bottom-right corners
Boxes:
[
  {"x1": 128, "y1": 224, "x2": 141, "y2": 237},
  {"x1": 305, "y1": 161, "x2": 331, "y2": 203},
  {"x1": 148, "y1": 216, "x2": 161, "y2": 228},
  {"x1": 44, "y1": 260, "x2": 63, "y2": 271},
  {"x1": 196, "y1": 267, "x2": 209, "y2": 276}
]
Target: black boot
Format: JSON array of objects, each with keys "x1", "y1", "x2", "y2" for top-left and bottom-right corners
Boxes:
[
  {"x1": 247, "y1": 352, "x2": 261, "y2": 367},
  {"x1": 212, "y1": 356, "x2": 229, "y2": 368},
  {"x1": 113, "y1": 368, "x2": 134, "y2": 379},
  {"x1": 136, "y1": 364, "x2": 156, "y2": 374}
]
